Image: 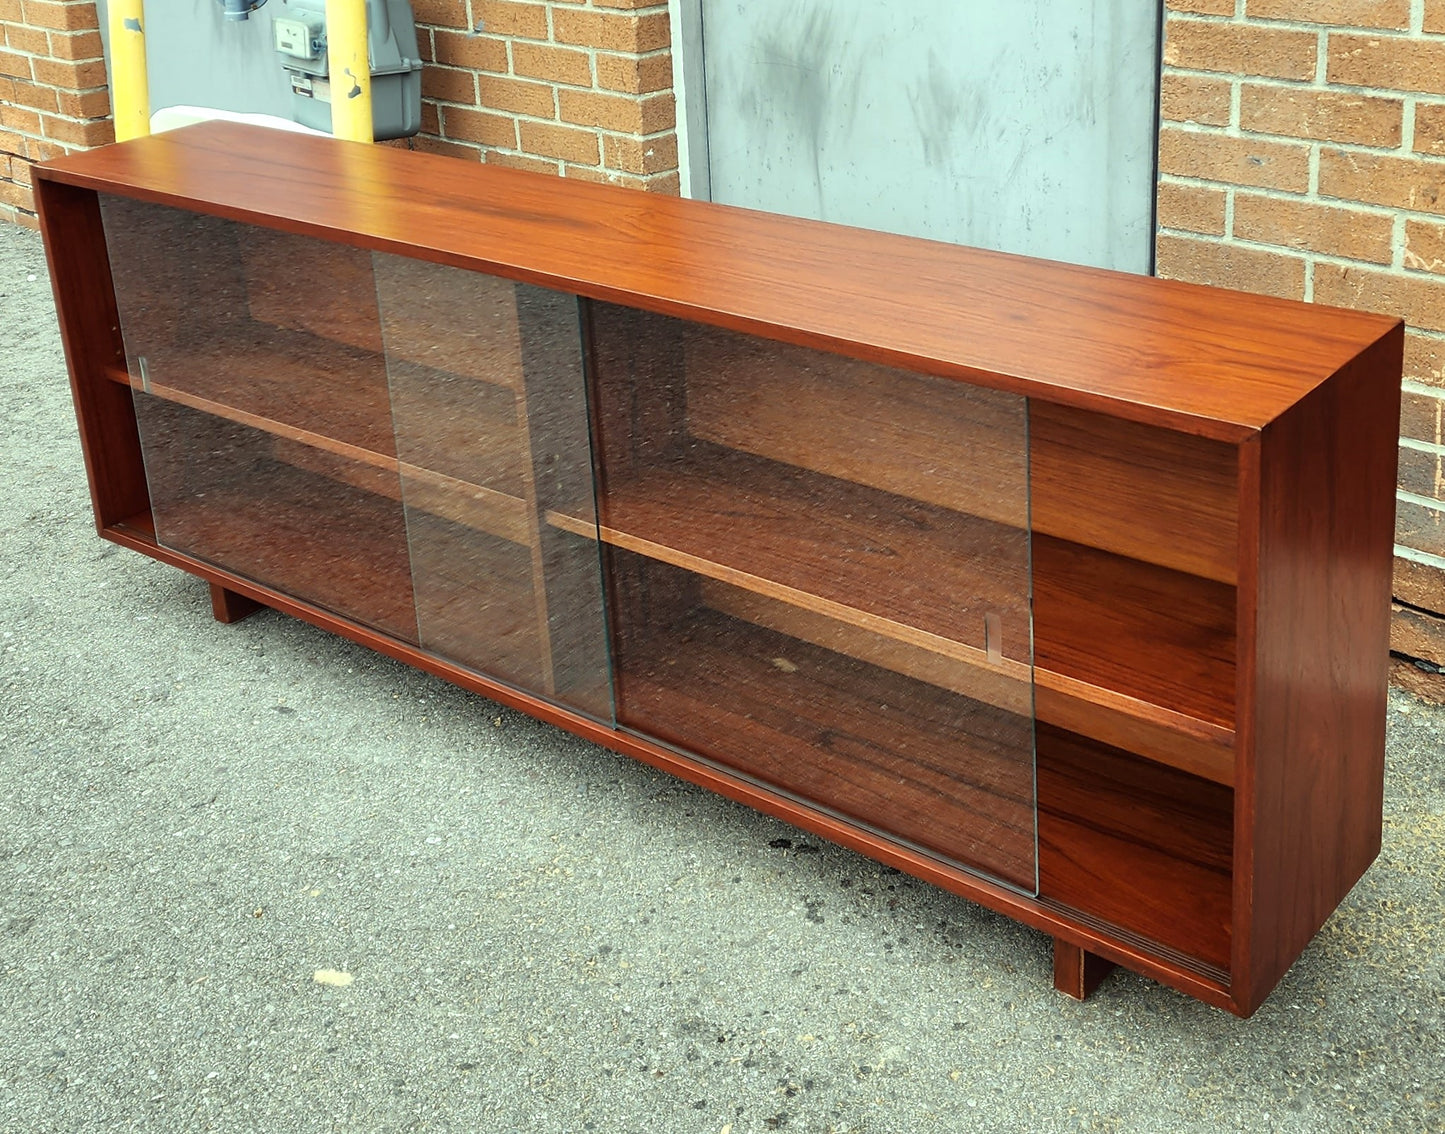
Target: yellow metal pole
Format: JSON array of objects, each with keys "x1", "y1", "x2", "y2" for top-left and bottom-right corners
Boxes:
[
  {"x1": 108, "y1": 0, "x2": 150, "y2": 142},
  {"x1": 325, "y1": 0, "x2": 373, "y2": 143}
]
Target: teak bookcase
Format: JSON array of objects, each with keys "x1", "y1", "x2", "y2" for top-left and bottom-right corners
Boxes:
[{"x1": 35, "y1": 123, "x2": 1403, "y2": 1017}]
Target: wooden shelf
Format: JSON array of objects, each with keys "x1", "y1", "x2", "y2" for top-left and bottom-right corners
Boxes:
[
  {"x1": 693, "y1": 578, "x2": 1234, "y2": 784},
  {"x1": 553, "y1": 441, "x2": 1031, "y2": 661},
  {"x1": 1034, "y1": 536, "x2": 1237, "y2": 730},
  {"x1": 549, "y1": 444, "x2": 1237, "y2": 782},
  {"x1": 107, "y1": 360, "x2": 534, "y2": 547},
  {"x1": 1035, "y1": 670, "x2": 1234, "y2": 786},
  {"x1": 112, "y1": 320, "x2": 396, "y2": 456},
  {"x1": 106, "y1": 360, "x2": 393, "y2": 470},
  {"x1": 1037, "y1": 724, "x2": 1234, "y2": 972}
]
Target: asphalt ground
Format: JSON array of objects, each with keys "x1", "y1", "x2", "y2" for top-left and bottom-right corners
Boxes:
[{"x1": 2, "y1": 219, "x2": 1443, "y2": 1133}]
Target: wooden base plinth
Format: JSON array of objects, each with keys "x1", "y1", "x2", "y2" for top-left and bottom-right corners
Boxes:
[
  {"x1": 1053, "y1": 938, "x2": 1117, "y2": 1001},
  {"x1": 209, "y1": 582, "x2": 264, "y2": 624}
]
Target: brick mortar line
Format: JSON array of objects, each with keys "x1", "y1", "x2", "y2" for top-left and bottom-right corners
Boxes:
[
  {"x1": 1165, "y1": 67, "x2": 1445, "y2": 102},
  {"x1": 1395, "y1": 543, "x2": 1445, "y2": 568},
  {"x1": 1401, "y1": 436, "x2": 1445, "y2": 454},
  {"x1": 1398, "y1": 486, "x2": 1445, "y2": 511},
  {"x1": 438, "y1": 68, "x2": 674, "y2": 100},
  {"x1": 1160, "y1": 224, "x2": 1445, "y2": 274},
  {"x1": 1406, "y1": 375, "x2": 1445, "y2": 392},
  {"x1": 428, "y1": 70, "x2": 593, "y2": 93},
  {"x1": 430, "y1": 123, "x2": 678, "y2": 152},
  {"x1": 1214, "y1": 21, "x2": 1441, "y2": 35},
  {"x1": 484, "y1": 150, "x2": 674, "y2": 181},
  {"x1": 447, "y1": 132, "x2": 675, "y2": 168},
  {"x1": 478, "y1": 105, "x2": 671, "y2": 133},
  {"x1": 1157, "y1": 171, "x2": 1445, "y2": 223},
  {"x1": 1166, "y1": 13, "x2": 1445, "y2": 36},
  {"x1": 1158, "y1": 176, "x2": 1401, "y2": 214},
  {"x1": 1164, "y1": 119, "x2": 1445, "y2": 159}
]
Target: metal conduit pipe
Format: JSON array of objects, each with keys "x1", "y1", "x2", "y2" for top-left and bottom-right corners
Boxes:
[
  {"x1": 325, "y1": 0, "x2": 373, "y2": 143},
  {"x1": 107, "y1": 0, "x2": 150, "y2": 141}
]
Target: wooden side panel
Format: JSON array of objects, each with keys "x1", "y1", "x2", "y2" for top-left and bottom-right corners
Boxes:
[
  {"x1": 1031, "y1": 403, "x2": 1238, "y2": 584},
  {"x1": 1037, "y1": 724, "x2": 1234, "y2": 973},
  {"x1": 33, "y1": 180, "x2": 150, "y2": 530},
  {"x1": 1238, "y1": 327, "x2": 1402, "y2": 1014}
]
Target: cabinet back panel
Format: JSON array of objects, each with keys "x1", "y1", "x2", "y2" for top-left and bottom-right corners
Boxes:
[
  {"x1": 407, "y1": 510, "x2": 547, "y2": 692},
  {"x1": 374, "y1": 253, "x2": 528, "y2": 392},
  {"x1": 684, "y1": 322, "x2": 1028, "y2": 528},
  {"x1": 240, "y1": 227, "x2": 386, "y2": 356},
  {"x1": 129, "y1": 400, "x2": 418, "y2": 640},
  {"x1": 1031, "y1": 403, "x2": 1239, "y2": 585},
  {"x1": 608, "y1": 554, "x2": 1039, "y2": 890},
  {"x1": 1037, "y1": 724, "x2": 1233, "y2": 972},
  {"x1": 1034, "y1": 536, "x2": 1238, "y2": 728},
  {"x1": 99, "y1": 196, "x2": 398, "y2": 459}
]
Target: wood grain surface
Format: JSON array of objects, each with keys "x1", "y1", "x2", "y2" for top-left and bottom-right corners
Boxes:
[
  {"x1": 1030, "y1": 403, "x2": 1239, "y2": 585},
  {"x1": 1236, "y1": 327, "x2": 1402, "y2": 1014},
  {"x1": 95, "y1": 513, "x2": 1247, "y2": 1011},
  {"x1": 1037, "y1": 724, "x2": 1234, "y2": 972},
  {"x1": 35, "y1": 122, "x2": 1399, "y2": 440},
  {"x1": 582, "y1": 442, "x2": 1033, "y2": 664},
  {"x1": 1033, "y1": 535, "x2": 1238, "y2": 728}
]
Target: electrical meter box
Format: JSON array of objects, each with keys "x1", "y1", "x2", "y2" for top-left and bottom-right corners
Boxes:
[{"x1": 272, "y1": 0, "x2": 422, "y2": 139}]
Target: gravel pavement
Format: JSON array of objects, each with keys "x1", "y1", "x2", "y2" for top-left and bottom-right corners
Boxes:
[{"x1": 2, "y1": 219, "x2": 1443, "y2": 1133}]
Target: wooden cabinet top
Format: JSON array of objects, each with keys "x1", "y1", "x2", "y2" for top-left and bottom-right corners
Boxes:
[{"x1": 38, "y1": 121, "x2": 1400, "y2": 442}]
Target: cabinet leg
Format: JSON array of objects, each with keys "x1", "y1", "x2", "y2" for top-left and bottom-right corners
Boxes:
[
  {"x1": 1053, "y1": 938, "x2": 1117, "y2": 1001},
  {"x1": 209, "y1": 583, "x2": 263, "y2": 624}
]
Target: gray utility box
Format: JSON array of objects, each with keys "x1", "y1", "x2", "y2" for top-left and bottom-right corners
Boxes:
[{"x1": 272, "y1": 0, "x2": 422, "y2": 139}]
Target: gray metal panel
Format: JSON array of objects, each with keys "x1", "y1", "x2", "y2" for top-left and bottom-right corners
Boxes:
[
  {"x1": 97, "y1": 0, "x2": 295, "y2": 120},
  {"x1": 667, "y1": 0, "x2": 710, "y2": 199},
  {"x1": 97, "y1": 0, "x2": 421, "y2": 139},
  {"x1": 700, "y1": 0, "x2": 1159, "y2": 273}
]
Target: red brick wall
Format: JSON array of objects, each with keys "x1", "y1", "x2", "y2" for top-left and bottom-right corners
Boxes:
[
  {"x1": 0, "y1": 0, "x2": 113, "y2": 227},
  {"x1": 1157, "y1": 0, "x2": 1445, "y2": 610},
  {"x1": 408, "y1": 0, "x2": 677, "y2": 190}
]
